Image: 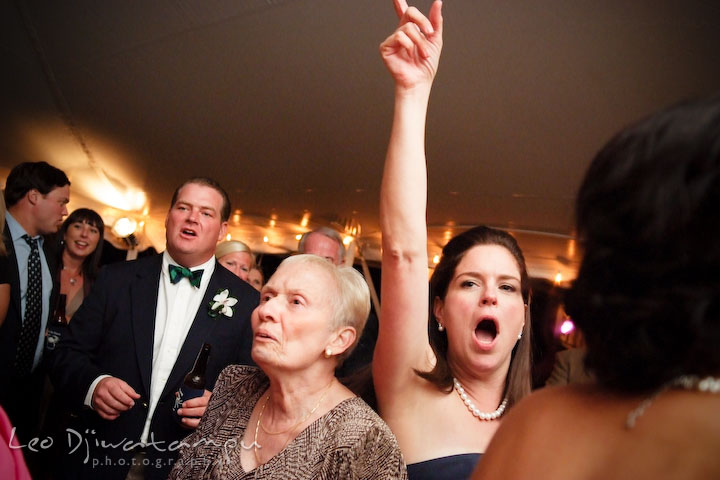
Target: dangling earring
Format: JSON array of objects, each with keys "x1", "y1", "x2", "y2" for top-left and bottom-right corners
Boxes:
[
  {"x1": 324, "y1": 347, "x2": 333, "y2": 358},
  {"x1": 437, "y1": 322, "x2": 444, "y2": 332}
]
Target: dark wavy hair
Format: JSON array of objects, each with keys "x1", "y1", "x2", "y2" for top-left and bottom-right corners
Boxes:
[
  {"x1": 59, "y1": 208, "x2": 105, "y2": 292},
  {"x1": 4, "y1": 161, "x2": 70, "y2": 208},
  {"x1": 565, "y1": 93, "x2": 720, "y2": 394},
  {"x1": 417, "y1": 226, "x2": 532, "y2": 408}
]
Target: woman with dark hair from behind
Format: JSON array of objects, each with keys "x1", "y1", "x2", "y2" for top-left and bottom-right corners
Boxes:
[
  {"x1": 376, "y1": 1, "x2": 532, "y2": 478},
  {"x1": 56, "y1": 208, "x2": 104, "y2": 319},
  {"x1": 473, "y1": 94, "x2": 720, "y2": 479}
]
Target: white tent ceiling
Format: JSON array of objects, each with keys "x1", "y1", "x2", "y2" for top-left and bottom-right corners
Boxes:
[{"x1": 2, "y1": 0, "x2": 719, "y2": 281}]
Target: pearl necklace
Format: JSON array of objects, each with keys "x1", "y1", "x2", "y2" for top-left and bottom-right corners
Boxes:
[
  {"x1": 626, "y1": 375, "x2": 720, "y2": 429},
  {"x1": 453, "y1": 378, "x2": 508, "y2": 421}
]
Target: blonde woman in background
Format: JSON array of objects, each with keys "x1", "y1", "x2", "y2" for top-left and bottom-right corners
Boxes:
[{"x1": 215, "y1": 239, "x2": 253, "y2": 281}]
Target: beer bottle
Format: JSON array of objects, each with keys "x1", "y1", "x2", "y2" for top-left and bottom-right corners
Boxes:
[
  {"x1": 173, "y1": 343, "x2": 211, "y2": 419},
  {"x1": 46, "y1": 294, "x2": 68, "y2": 351}
]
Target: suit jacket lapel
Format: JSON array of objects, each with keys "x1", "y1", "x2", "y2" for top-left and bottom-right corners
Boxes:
[
  {"x1": 160, "y1": 261, "x2": 223, "y2": 400},
  {"x1": 130, "y1": 255, "x2": 163, "y2": 397},
  {"x1": 3, "y1": 227, "x2": 22, "y2": 323}
]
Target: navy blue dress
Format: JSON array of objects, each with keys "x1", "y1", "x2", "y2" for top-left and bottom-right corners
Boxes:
[{"x1": 406, "y1": 454, "x2": 482, "y2": 480}]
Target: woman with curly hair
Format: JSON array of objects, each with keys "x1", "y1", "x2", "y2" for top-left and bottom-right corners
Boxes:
[{"x1": 473, "y1": 94, "x2": 720, "y2": 479}]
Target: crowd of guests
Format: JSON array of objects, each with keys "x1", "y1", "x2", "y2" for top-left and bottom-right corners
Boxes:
[{"x1": 1, "y1": 0, "x2": 718, "y2": 478}]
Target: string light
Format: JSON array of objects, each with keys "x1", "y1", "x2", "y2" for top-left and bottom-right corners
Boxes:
[{"x1": 560, "y1": 319, "x2": 575, "y2": 335}]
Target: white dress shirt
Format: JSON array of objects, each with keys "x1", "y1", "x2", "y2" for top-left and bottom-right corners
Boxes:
[{"x1": 140, "y1": 252, "x2": 215, "y2": 443}]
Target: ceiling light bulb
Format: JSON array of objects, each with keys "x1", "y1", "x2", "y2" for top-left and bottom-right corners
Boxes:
[{"x1": 112, "y1": 217, "x2": 137, "y2": 238}]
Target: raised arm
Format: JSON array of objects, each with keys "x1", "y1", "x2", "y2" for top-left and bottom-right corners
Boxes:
[{"x1": 374, "y1": 0, "x2": 443, "y2": 398}]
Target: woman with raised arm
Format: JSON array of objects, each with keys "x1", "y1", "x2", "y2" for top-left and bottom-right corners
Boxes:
[{"x1": 375, "y1": 1, "x2": 532, "y2": 479}]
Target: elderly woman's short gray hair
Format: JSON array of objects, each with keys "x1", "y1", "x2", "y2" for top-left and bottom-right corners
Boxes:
[{"x1": 280, "y1": 254, "x2": 370, "y2": 364}]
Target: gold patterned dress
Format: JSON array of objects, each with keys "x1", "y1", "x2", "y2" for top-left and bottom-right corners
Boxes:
[{"x1": 168, "y1": 365, "x2": 408, "y2": 479}]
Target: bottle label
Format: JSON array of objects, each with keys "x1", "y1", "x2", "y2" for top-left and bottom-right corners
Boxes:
[
  {"x1": 46, "y1": 327, "x2": 64, "y2": 351},
  {"x1": 173, "y1": 385, "x2": 205, "y2": 416}
]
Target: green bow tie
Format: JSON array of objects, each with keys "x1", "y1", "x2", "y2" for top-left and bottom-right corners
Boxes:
[{"x1": 169, "y1": 264, "x2": 203, "y2": 288}]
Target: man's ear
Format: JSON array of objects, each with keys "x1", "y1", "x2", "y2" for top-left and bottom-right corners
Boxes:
[
  {"x1": 27, "y1": 188, "x2": 40, "y2": 206},
  {"x1": 217, "y1": 222, "x2": 228, "y2": 242},
  {"x1": 328, "y1": 326, "x2": 357, "y2": 357}
]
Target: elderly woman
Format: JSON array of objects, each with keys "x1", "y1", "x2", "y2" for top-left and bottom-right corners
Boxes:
[
  {"x1": 215, "y1": 239, "x2": 254, "y2": 281},
  {"x1": 168, "y1": 254, "x2": 407, "y2": 479},
  {"x1": 374, "y1": 2, "x2": 531, "y2": 478},
  {"x1": 473, "y1": 96, "x2": 720, "y2": 478}
]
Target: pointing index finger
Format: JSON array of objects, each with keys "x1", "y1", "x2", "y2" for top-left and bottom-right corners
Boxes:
[{"x1": 393, "y1": 0, "x2": 409, "y2": 19}]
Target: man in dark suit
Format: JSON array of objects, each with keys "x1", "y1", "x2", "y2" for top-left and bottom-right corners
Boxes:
[
  {"x1": 0, "y1": 161, "x2": 69, "y2": 444},
  {"x1": 48, "y1": 177, "x2": 259, "y2": 480}
]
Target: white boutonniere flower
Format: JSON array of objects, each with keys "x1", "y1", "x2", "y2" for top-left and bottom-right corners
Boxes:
[{"x1": 208, "y1": 289, "x2": 238, "y2": 318}]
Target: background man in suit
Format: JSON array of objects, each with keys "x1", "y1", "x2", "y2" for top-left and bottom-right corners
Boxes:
[
  {"x1": 0, "y1": 161, "x2": 69, "y2": 444},
  {"x1": 49, "y1": 177, "x2": 259, "y2": 480},
  {"x1": 298, "y1": 228, "x2": 378, "y2": 377},
  {"x1": 298, "y1": 227, "x2": 347, "y2": 266}
]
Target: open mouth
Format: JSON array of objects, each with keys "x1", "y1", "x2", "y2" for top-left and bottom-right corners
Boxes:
[
  {"x1": 475, "y1": 318, "x2": 498, "y2": 345},
  {"x1": 75, "y1": 241, "x2": 88, "y2": 247},
  {"x1": 255, "y1": 330, "x2": 276, "y2": 342},
  {"x1": 181, "y1": 228, "x2": 197, "y2": 237}
]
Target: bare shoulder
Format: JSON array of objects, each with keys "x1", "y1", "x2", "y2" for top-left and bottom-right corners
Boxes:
[
  {"x1": 474, "y1": 387, "x2": 720, "y2": 480},
  {"x1": 471, "y1": 386, "x2": 609, "y2": 479},
  {"x1": 500, "y1": 385, "x2": 595, "y2": 425}
]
